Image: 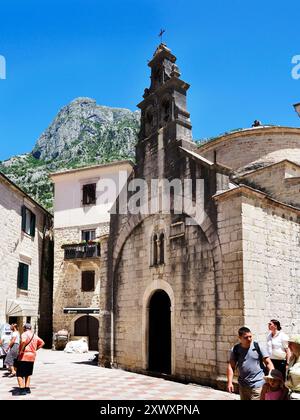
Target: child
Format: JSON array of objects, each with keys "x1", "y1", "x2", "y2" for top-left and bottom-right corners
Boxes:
[{"x1": 260, "y1": 369, "x2": 288, "y2": 400}]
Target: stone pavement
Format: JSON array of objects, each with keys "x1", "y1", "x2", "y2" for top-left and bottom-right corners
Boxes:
[{"x1": 0, "y1": 349, "x2": 239, "y2": 400}]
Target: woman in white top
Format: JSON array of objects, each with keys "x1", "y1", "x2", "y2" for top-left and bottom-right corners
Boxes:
[
  {"x1": 4, "y1": 324, "x2": 20, "y2": 376},
  {"x1": 267, "y1": 319, "x2": 290, "y2": 378}
]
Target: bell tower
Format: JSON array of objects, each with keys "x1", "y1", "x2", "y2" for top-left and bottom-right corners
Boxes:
[
  {"x1": 136, "y1": 44, "x2": 192, "y2": 179},
  {"x1": 138, "y1": 43, "x2": 192, "y2": 142}
]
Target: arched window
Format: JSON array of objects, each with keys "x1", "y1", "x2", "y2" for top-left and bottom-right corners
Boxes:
[
  {"x1": 145, "y1": 105, "x2": 154, "y2": 137},
  {"x1": 161, "y1": 97, "x2": 171, "y2": 126},
  {"x1": 159, "y1": 233, "x2": 165, "y2": 265},
  {"x1": 153, "y1": 234, "x2": 158, "y2": 265}
]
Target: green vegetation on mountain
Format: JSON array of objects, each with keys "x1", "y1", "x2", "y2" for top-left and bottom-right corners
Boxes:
[{"x1": 0, "y1": 98, "x2": 140, "y2": 212}]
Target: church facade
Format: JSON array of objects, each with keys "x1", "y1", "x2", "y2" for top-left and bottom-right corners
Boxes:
[{"x1": 97, "y1": 44, "x2": 300, "y2": 388}]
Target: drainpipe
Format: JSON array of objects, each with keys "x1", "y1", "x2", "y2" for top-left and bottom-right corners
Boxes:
[
  {"x1": 111, "y1": 305, "x2": 114, "y2": 367},
  {"x1": 110, "y1": 241, "x2": 115, "y2": 367},
  {"x1": 38, "y1": 214, "x2": 47, "y2": 334}
]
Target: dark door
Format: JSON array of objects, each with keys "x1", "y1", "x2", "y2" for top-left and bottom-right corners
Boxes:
[
  {"x1": 74, "y1": 316, "x2": 99, "y2": 350},
  {"x1": 148, "y1": 290, "x2": 171, "y2": 374}
]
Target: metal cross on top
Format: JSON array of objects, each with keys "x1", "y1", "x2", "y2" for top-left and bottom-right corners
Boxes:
[{"x1": 158, "y1": 29, "x2": 166, "y2": 43}]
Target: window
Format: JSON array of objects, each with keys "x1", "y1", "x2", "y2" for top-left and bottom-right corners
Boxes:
[
  {"x1": 21, "y1": 206, "x2": 36, "y2": 237},
  {"x1": 81, "y1": 271, "x2": 95, "y2": 292},
  {"x1": 26, "y1": 317, "x2": 31, "y2": 324},
  {"x1": 151, "y1": 231, "x2": 166, "y2": 266},
  {"x1": 18, "y1": 263, "x2": 29, "y2": 290},
  {"x1": 82, "y1": 183, "x2": 96, "y2": 205},
  {"x1": 81, "y1": 230, "x2": 96, "y2": 242},
  {"x1": 153, "y1": 234, "x2": 158, "y2": 265},
  {"x1": 159, "y1": 233, "x2": 165, "y2": 264},
  {"x1": 161, "y1": 97, "x2": 171, "y2": 124}
]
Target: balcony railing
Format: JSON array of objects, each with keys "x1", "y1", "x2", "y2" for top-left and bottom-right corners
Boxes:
[{"x1": 62, "y1": 242, "x2": 100, "y2": 260}]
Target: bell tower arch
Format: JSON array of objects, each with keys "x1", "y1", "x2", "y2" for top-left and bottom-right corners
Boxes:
[{"x1": 136, "y1": 44, "x2": 193, "y2": 181}]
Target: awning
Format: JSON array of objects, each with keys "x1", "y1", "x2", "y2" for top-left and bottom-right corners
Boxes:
[
  {"x1": 63, "y1": 307, "x2": 100, "y2": 314},
  {"x1": 6, "y1": 299, "x2": 38, "y2": 317}
]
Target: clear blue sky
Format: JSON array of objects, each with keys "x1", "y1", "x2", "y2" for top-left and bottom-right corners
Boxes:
[{"x1": 0, "y1": 0, "x2": 300, "y2": 161}]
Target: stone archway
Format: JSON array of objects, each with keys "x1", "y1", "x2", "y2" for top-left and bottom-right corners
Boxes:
[
  {"x1": 148, "y1": 290, "x2": 171, "y2": 374},
  {"x1": 142, "y1": 280, "x2": 175, "y2": 375},
  {"x1": 74, "y1": 315, "x2": 99, "y2": 351}
]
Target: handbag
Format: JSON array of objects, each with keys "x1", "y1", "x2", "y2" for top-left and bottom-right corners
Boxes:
[
  {"x1": 0, "y1": 346, "x2": 7, "y2": 357},
  {"x1": 17, "y1": 333, "x2": 35, "y2": 362}
]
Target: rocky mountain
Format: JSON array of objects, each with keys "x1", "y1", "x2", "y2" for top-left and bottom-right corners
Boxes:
[{"x1": 0, "y1": 98, "x2": 140, "y2": 211}]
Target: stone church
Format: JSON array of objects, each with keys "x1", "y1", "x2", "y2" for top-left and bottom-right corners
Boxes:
[{"x1": 97, "y1": 43, "x2": 300, "y2": 388}]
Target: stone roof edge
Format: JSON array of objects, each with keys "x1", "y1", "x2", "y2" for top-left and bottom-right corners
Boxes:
[
  {"x1": 50, "y1": 159, "x2": 134, "y2": 178},
  {"x1": 0, "y1": 171, "x2": 52, "y2": 218},
  {"x1": 213, "y1": 184, "x2": 300, "y2": 215},
  {"x1": 179, "y1": 146, "x2": 232, "y2": 174},
  {"x1": 198, "y1": 126, "x2": 300, "y2": 153},
  {"x1": 233, "y1": 159, "x2": 300, "y2": 180}
]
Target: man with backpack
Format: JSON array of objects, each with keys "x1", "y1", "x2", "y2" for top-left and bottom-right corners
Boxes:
[{"x1": 227, "y1": 327, "x2": 274, "y2": 400}]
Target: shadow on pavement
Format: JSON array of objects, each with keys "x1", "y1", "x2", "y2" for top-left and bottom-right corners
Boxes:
[{"x1": 72, "y1": 360, "x2": 98, "y2": 366}]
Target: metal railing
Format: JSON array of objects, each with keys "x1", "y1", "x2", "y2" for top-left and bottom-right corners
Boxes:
[{"x1": 62, "y1": 243, "x2": 100, "y2": 260}]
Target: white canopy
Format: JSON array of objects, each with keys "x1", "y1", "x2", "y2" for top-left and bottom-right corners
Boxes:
[{"x1": 6, "y1": 299, "x2": 38, "y2": 317}]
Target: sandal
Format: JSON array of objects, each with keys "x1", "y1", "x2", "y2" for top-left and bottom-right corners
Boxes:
[{"x1": 8, "y1": 373, "x2": 16, "y2": 377}]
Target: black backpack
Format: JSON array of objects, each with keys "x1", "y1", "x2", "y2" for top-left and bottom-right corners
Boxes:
[{"x1": 233, "y1": 341, "x2": 268, "y2": 374}]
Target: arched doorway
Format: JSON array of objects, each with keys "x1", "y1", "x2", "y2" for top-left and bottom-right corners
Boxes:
[
  {"x1": 148, "y1": 290, "x2": 171, "y2": 374},
  {"x1": 74, "y1": 315, "x2": 99, "y2": 351}
]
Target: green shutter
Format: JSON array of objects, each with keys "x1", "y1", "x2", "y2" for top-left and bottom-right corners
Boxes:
[
  {"x1": 18, "y1": 263, "x2": 29, "y2": 290},
  {"x1": 23, "y1": 264, "x2": 29, "y2": 290},
  {"x1": 17, "y1": 264, "x2": 21, "y2": 289},
  {"x1": 21, "y1": 205, "x2": 26, "y2": 232},
  {"x1": 30, "y1": 213, "x2": 36, "y2": 237}
]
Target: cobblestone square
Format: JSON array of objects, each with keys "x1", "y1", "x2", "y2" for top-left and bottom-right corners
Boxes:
[{"x1": 0, "y1": 350, "x2": 238, "y2": 400}]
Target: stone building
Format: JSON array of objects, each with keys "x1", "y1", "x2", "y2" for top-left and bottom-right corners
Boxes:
[
  {"x1": 0, "y1": 172, "x2": 53, "y2": 342},
  {"x1": 99, "y1": 43, "x2": 300, "y2": 388},
  {"x1": 51, "y1": 161, "x2": 132, "y2": 350}
]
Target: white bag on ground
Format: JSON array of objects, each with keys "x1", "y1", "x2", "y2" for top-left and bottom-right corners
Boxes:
[{"x1": 64, "y1": 338, "x2": 89, "y2": 353}]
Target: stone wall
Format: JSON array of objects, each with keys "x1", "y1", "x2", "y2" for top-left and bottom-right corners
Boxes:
[
  {"x1": 214, "y1": 193, "x2": 244, "y2": 381},
  {"x1": 199, "y1": 128, "x2": 300, "y2": 173},
  {"x1": 237, "y1": 161, "x2": 300, "y2": 208},
  {"x1": 53, "y1": 223, "x2": 108, "y2": 334},
  {"x1": 214, "y1": 187, "x2": 300, "y2": 384},
  {"x1": 0, "y1": 177, "x2": 50, "y2": 335},
  {"x1": 112, "y1": 213, "x2": 217, "y2": 384},
  {"x1": 241, "y1": 192, "x2": 300, "y2": 341}
]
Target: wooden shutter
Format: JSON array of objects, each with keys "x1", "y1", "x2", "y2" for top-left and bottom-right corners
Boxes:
[
  {"x1": 82, "y1": 271, "x2": 95, "y2": 291},
  {"x1": 18, "y1": 263, "x2": 29, "y2": 290},
  {"x1": 90, "y1": 184, "x2": 96, "y2": 204},
  {"x1": 30, "y1": 212, "x2": 36, "y2": 237},
  {"x1": 17, "y1": 264, "x2": 21, "y2": 288},
  {"x1": 82, "y1": 185, "x2": 88, "y2": 205},
  {"x1": 82, "y1": 184, "x2": 96, "y2": 205},
  {"x1": 23, "y1": 264, "x2": 29, "y2": 290},
  {"x1": 21, "y1": 205, "x2": 26, "y2": 232}
]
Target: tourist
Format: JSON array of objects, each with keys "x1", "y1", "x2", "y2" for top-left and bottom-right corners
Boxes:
[
  {"x1": 15, "y1": 323, "x2": 44, "y2": 396},
  {"x1": 285, "y1": 334, "x2": 300, "y2": 400},
  {"x1": 260, "y1": 369, "x2": 288, "y2": 400},
  {"x1": 0, "y1": 324, "x2": 12, "y2": 369},
  {"x1": 4, "y1": 324, "x2": 20, "y2": 377},
  {"x1": 267, "y1": 319, "x2": 290, "y2": 378},
  {"x1": 227, "y1": 327, "x2": 274, "y2": 400}
]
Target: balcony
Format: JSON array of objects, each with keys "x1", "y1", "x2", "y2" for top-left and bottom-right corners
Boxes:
[{"x1": 62, "y1": 242, "x2": 100, "y2": 260}]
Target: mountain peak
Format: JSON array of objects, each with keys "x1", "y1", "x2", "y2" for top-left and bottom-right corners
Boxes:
[
  {"x1": 32, "y1": 98, "x2": 140, "y2": 161},
  {"x1": 0, "y1": 98, "x2": 140, "y2": 210},
  {"x1": 70, "y1": 97, "x2": 96, "y2": 105}
]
